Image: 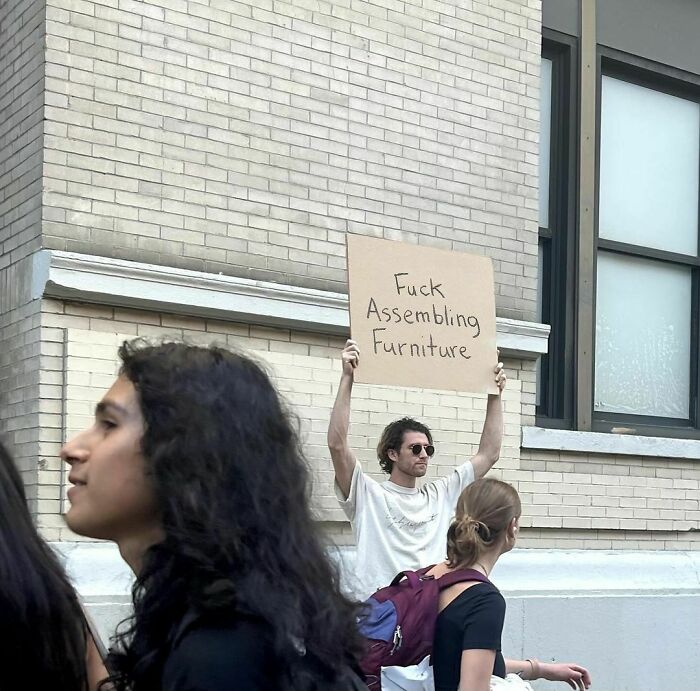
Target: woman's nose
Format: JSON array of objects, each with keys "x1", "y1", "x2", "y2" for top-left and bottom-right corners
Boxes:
[{"x1": 60, "y1": 433, "x2": 89, "y2": 466}]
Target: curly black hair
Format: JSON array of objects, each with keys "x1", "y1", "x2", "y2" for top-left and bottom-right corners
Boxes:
[
  {"x1": 101, "y1": 340, "x2": 363, "y2": 691},
  {"x1": 0, "y1": 440, "x2": 88, "y2": 690},
  {"x1": 376, "y1": 417, "x2": 433, "y2": 474}
]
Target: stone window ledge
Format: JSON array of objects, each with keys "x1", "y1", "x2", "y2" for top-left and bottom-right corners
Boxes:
[{"x1": 522, "y1": 426, "x2": 700, "y2": 460}]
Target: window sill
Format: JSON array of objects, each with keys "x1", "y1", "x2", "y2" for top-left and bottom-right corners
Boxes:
[{"x1": 522, "y1": 426, "x2": 700, "y2": 459}]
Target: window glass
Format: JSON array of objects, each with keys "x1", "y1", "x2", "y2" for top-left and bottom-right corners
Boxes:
[
  {"x1": 539, "y1": 58, "x2": 553, "y2": 229},
  {"x1": 536, "y1": 240, "x2": 545, "y2": 408},
  {"x1": 595, "y1": 251, "x2": 691, "y2": 418},
  {"x1": 599, "y1": 76, "x2": 699, "y2": 256}
]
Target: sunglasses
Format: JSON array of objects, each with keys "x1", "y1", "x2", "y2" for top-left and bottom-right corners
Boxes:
[{"x1": 409, "y1": 443, "x2": 435, "y2": 457}]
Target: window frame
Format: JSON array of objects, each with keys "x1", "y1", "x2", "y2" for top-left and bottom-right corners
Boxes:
[
  {"x1": 591, "y1": 48, "x2": 700, "y2": 438},
  {"x1": 536, "y1": 30, "x2": 578, "y2": 428}
]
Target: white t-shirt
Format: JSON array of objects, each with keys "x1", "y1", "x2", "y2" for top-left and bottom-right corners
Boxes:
[{"x1": 336, "y1": 461, "x2": 475, "y2": 599}]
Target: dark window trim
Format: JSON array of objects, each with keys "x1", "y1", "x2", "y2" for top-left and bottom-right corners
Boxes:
[
  {"x1": 536, "y1": 29, "x2": 578, "y2": 428},
  {"x1": 592, "y1": 47, "x2": 700, "y2": 439},
  {"x1": 599, "y1": 46, "x2": 700, "y2": 94},
  {"x1": 598, "y1": 239, "x2": 700, "y2": 268}
]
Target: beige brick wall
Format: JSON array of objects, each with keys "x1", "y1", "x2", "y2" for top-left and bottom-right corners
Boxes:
[
  {"x1": 0, "y1": 0, "x2": 46, "y2": 497},
  {"x1": 39, "y1": 299, "x2": 700, "y2": 550},
  {"x1": 41, "y1": 299, "x2": 521, "y2": 539},
  {"x1": 42, "y1": 0, "x2": 541, "y2": 320},
  {"x1": 0, "y1": 260, "x2": 43, "y2": 509},
  {"x1": 519, "y1": 448, "x2": 700, "y2": 535},
  {"x1": 0, "y1": 294, "x2": 42, "y2": 507},
  {"x1": 0, "y1": 0, "x2": 45, "y2": 263},
  {"x1": 515, "y1": 528, "x2": 700, "y2": 551}
]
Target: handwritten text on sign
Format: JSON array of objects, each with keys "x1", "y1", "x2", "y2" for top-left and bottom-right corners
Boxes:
[{"x1": 347, "y1": 235, "x2": 498, "y2": 393}]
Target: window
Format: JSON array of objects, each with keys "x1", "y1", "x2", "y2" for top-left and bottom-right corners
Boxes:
[
  {"x1": 537, "y1": 43, "x2": 700, "y2": 438},
  {"x1": 536, "y1": 33, "x2": 577, "y2": 426},
  {"x1": 593, "y1": 63, "x2": 700, "y2": 435}
]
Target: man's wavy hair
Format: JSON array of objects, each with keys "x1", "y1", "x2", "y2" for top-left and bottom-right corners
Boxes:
[
  {"x1": 376, "y1": 417, "x2": 433, "y2": 474},
  {"x1": 102, "y1": 340, "x2": 363, "y2": 691}
]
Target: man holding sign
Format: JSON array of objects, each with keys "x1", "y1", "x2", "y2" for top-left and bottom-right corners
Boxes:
[
  {"x1": 329, "y1": 235, "x2": 507, "y2": 597},
  {"x1": 328, "y1": 338, "x2": 506, "y2": 598}
]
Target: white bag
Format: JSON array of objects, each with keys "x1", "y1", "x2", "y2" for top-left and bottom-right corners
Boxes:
[
  {"x1": 381, "y1": 656, "x2": 433, "y2": 691},
  {"x1": 490, "y1": 674, "x2": 535, "y2": 690},
  {"x1": 380, "y1": 662, "x2": 534, "y2": 691}
]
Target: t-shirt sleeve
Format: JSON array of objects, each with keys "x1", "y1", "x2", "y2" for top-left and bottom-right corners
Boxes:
[
  {"x1": 460, "y1": 588, "x2": 506, "y2": 652},
  {"x1": 455, "y1": 460, "x2": 475, "y2": 492},
  {"x1": 162, "y1": 620, "x2": 273, "y2": 691},
  {"x1": 334, "y1": 461, "x2": 368, "y2": 521},
  {"x1": 440, "y1": 460, "x2": 476, "y2": 509}
]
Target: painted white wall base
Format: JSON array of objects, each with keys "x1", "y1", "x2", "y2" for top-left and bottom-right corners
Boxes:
[{"x1": 55, "y1": 542, "x2": 700, "y2": 691}]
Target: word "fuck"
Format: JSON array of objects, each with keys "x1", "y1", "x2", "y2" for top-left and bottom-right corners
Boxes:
[{"x1": 394, "y1": 273, "x2": 445, "y2": 299}]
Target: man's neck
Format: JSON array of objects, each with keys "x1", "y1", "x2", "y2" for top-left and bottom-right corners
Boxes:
[{"x1": 388, "y1": 469, "x2": 417, "y2": 489}]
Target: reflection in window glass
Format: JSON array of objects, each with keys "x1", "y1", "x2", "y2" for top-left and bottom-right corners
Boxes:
[
  {"x1": 595, "y1": 252, "x2": 691, "y2": 418},
  {"x1": 599, "y1": 76, "x2": 699, "y2": 256},
  {"x1": 536, "y1": 241, "x2": 544, "y2": 408},
  {"x1": 539, "y1": 58, "x2": 552, "y2": 229}
]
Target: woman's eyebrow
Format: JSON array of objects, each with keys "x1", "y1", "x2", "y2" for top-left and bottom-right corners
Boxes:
[{"x1": 95, "y1": 400, "x2": 129, "y2": 417}]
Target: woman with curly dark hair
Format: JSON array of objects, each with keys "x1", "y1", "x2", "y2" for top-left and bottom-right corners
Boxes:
[
  {"x1": 60, "y1": 339, "x2": 364, "y2": 691},
  {"x1": 0, "y1": 439, "x2": 103, "y2": 690}
]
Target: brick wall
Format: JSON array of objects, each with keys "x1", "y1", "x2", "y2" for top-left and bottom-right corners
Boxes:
[
  {"x1": 519, "y1": 447, "x2": 700, "y2": 534},
  {"x1": 0, "y1": 0, "x2": 45, "y2": 495},
  {"x1": 0, "y1": 0, "x2": 44, "y2": 261},
  {"x1": 0, "y1": 271, "x2": 42, "y2": 510},
  {"x1": 39, "y1": 299, "x2": 700, "y2": 549},
  {"x1": 42, "y1": 0, "x2": 541, "y2": 320},
  {"x1": 40, "y1": 299, "x2": 521, "y2": 538}
]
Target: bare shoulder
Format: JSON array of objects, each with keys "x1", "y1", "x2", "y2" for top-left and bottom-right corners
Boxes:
[{"x1": 438, "y1": 580, "x2": 487, "y2": 613}]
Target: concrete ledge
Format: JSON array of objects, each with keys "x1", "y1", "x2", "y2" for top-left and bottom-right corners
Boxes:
[
  {"x1": 332, "y1": 546, "x2": 700, "y2": 597},
  {"x1": 56, "y1": 541, "x2": 700, "y2": 601},
  {"x1": 54, "y1": 542, "x2": 700, "y2": 691},
  {"x1": 522, "y1": 426, "x2": 700, "y2": 460},
  {"x1": 31, "y1": 250, "x2": 550, "y2": 360},
  {"x1": 31, "y1": 248, "x2": 349, "y2": 334},
  {"x1": 52, "y1": 541, "x2": 132, "y2": 646}
]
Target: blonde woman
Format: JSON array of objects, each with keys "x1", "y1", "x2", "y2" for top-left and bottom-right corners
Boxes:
[{"x1": 426, "y1": 479, "x2": 591, "y2": 691}]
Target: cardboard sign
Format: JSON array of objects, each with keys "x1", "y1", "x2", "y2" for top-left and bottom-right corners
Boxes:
[{"x1": 347, "y1": 234, "x2": 498, "y2": 394}]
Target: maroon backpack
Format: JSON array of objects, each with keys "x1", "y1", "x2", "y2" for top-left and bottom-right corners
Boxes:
[{"x1": 358, "y1": 565, "x2": 491, "y2": 690}]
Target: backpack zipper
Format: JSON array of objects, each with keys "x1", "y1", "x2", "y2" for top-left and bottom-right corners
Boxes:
[{"x1": 390, "y1": 625, "x2": 403, "y2": 654}]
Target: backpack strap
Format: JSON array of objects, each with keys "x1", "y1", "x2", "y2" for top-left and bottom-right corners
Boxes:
[
  {"x1": 436, "y1": 568, "x2": 491, "y2": 590},
  {"x1": 390, "y1": 564, "x2": 438, "y2": 587},
  {"x1": 389, "y1": 566, "x2": 489, "y2": 590},
  {"x1": 390, "y1": 569, "x2": 422, "y2": 587}
]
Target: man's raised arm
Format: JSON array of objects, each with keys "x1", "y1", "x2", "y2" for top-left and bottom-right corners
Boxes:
[
  {"x1": 470, "y1": 359, "x2": 506, "y2": 480},
  {"x1": 327, "y1": 339, "x2": 360, "y2": 499}
]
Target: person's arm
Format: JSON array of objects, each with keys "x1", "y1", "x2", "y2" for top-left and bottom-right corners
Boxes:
[
  {"x1": 469, "y1": 359, "x2": 506, "y2": 480},
  {"x1": 81, "y1": 602, "x2": 109, "y2": 691},
  {"x1": 327, "y1": 339, "x2": 359, "y2": 499},
  {"x1": 455, "y1": 588, "x2": 506, "y2": 691},
  {"x1": 505, "y1": 657, "x2": 592, "y2": 690},
  {"x1": 86, "y1": 636, "x2": 109, "y2": 691},
  {"x1": 458, "y1": 648, "x2": 495, "y2": 691}
]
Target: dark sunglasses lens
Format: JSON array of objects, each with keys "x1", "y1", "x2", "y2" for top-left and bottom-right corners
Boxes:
[
  {"x1": 411, "y1": 444, "x2": 435, "y2": 457},
  {"x1": 425, "y1": 445, "x2": 435, "y2": 457}
]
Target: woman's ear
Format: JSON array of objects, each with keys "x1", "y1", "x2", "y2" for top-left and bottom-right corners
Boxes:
[{"x1": 507, "y1": 516, "x2": 519, "y2": 544}]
